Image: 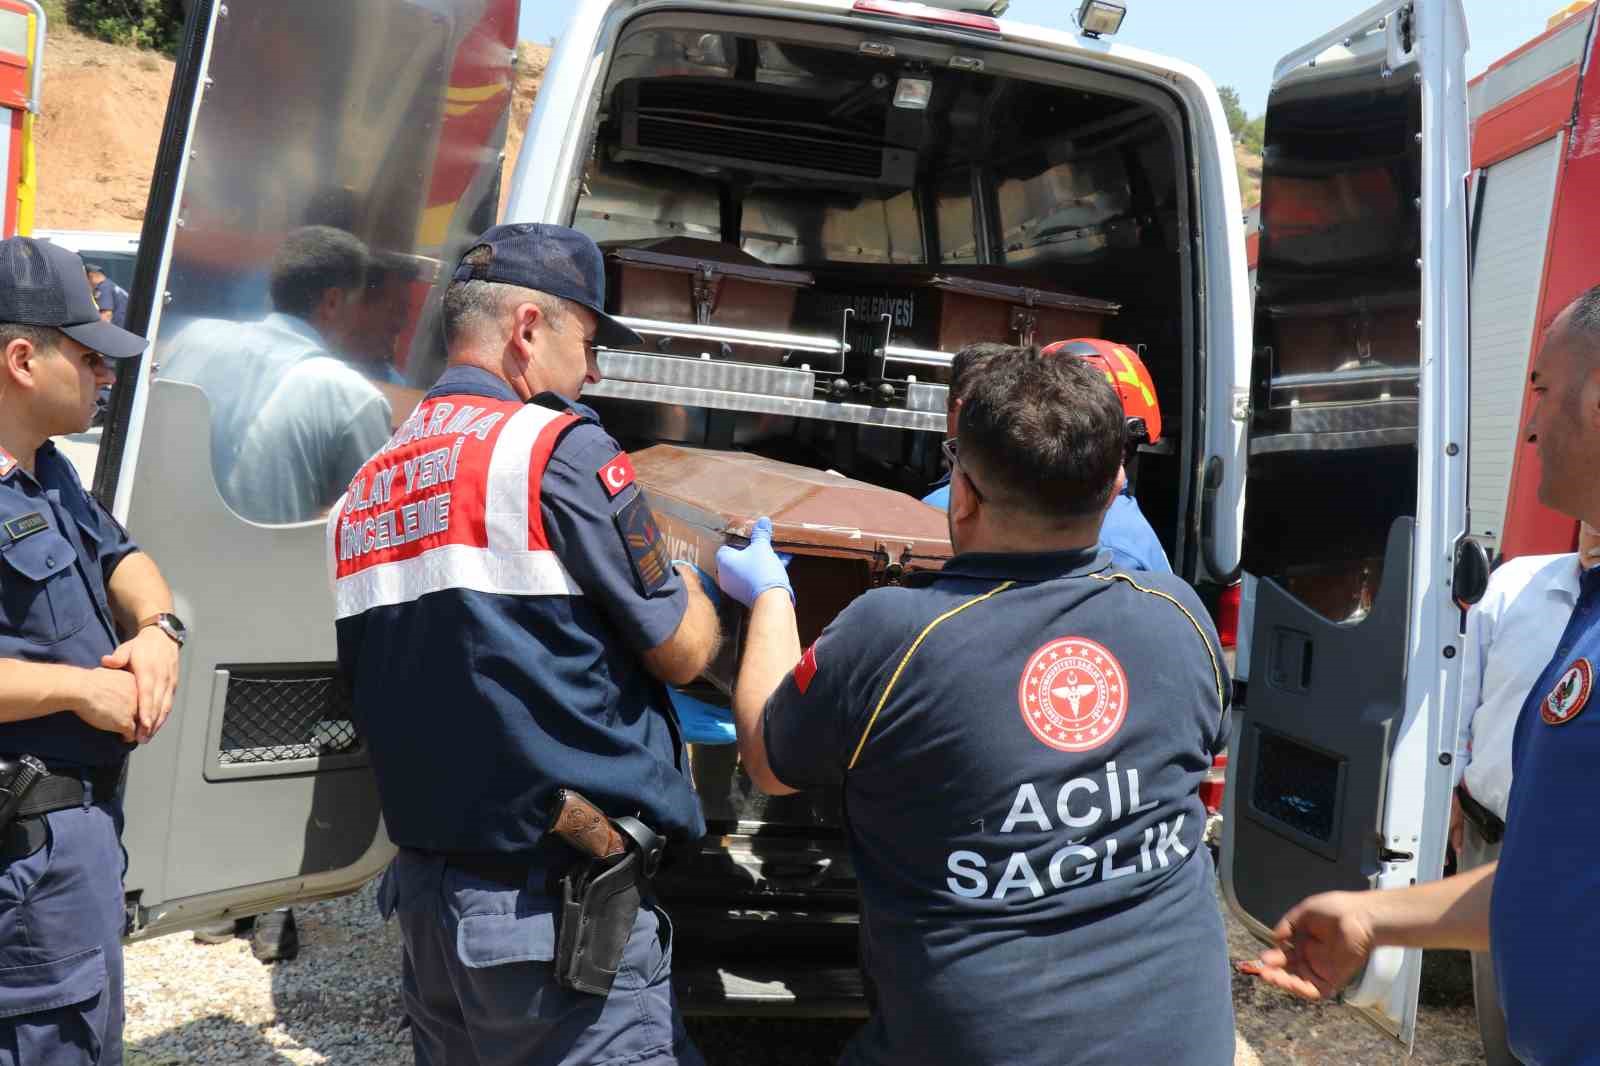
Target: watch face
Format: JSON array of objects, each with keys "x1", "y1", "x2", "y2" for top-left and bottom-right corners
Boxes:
[{"x1": 161, "y1": 614, "x2": 187, "y2": 643}]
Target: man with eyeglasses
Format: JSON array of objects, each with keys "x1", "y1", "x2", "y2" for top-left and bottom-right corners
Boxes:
[
  {"x1": 714, "y1": 345, "x2": 1235, "y2": 1066},
  {"x1": 921, "y1": 339, "x2": 1171, "y2": 573},
  {"x1": 329, "y1": 224, "x2": 719, "y2": 1066}
]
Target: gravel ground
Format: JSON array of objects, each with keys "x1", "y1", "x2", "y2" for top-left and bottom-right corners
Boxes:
[{"x1": 123, "y1": 881, "x2": 1486, "y2": 1065}]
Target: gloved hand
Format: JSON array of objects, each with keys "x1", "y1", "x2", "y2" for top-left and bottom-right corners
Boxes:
[
  {"x1": 672, "y1": 560, "x2": 720, "y2": 608},
  {"x1": 715, "y1": 516, "x2": 794, "y2": 607}
]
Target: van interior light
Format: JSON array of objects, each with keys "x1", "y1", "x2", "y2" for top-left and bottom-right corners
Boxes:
[
  {"x1": 893, "y1": 77, "x2": 934, "y2": 109},
  {"x1": 1077, "y1": 0, "x2": 1127, "y2": 38}
]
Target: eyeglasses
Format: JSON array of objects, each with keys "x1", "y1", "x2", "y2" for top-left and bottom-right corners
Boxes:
[{"x1": 940, "y1": 436, "x2": 983, "y2": 502}]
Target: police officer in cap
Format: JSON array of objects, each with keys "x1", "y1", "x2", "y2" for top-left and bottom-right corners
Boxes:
[
  {"x1": 0, "y1": 237, "x2": 182, "y2": 1064},
  {"x1": 716, "y1": 345, "x2": 1234, "y2": 1065},
  {"x1": 331, "y1": 224, "x2": 719, "y2": 1066}
]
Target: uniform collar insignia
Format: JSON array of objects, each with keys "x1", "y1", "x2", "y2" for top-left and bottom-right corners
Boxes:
[{"x1": 1542, "y1": 658, "x2": 1593, "y2": 726}]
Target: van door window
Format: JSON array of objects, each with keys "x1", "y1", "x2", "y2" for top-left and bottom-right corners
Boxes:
[
  {"x1": 996, "y1": 150, "x2": 1136, "y2": 266},
  {"x1": 935, "y1": 170, "x2": 978, "y2": 264}
]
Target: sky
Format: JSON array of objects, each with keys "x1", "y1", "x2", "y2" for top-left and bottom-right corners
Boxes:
[{"x1": 516, "y1": 0, "x2": 1585, "y2": 114}]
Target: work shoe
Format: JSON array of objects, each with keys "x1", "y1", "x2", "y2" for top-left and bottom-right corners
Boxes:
[
  {"x1": 252, "y1": 908, "x2": 299, "y2": 963},
  {"x1": 192, "y1": 916, "x2": 252, "y2": 944}
]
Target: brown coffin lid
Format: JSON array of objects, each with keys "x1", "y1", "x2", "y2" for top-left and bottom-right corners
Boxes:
[
  {"x1": 606, "y1": 237, "x2": 815, "y2": 288},
  {"x1": 631, "y1": 444, "x2": 951, "y2": 566}
]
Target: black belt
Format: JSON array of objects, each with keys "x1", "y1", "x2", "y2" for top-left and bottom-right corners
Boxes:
[
  {"x1": 1456, "y1": 783, "x2": 1505, "y2": 846},
  {"x1": 0, "y1": 762, "x2": 123, "y2": 862}
]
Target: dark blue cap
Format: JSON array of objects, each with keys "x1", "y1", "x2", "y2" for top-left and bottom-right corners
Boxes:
[
  {"x1": 0, "y1": 237, "x2": 146, "y2": 359},
  {"x1": 452, "y1": 223, "x2": 642, "y2": 349}
]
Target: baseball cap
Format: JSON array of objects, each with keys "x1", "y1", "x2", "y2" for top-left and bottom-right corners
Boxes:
[
  {"x1": 452, "y1": 223, "x2": 642, "y2": 349},
  {"x1": 1041, "y1": 337, "x2": 1163, "y2": 445},
  {"x1": 0, "y1": 237, "x2": 146, "y2": 359}
]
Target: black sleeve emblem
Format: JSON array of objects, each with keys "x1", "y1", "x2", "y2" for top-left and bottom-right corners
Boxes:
[{"x1": 613, "y1": 493, "x2": 671, "y2": 595}]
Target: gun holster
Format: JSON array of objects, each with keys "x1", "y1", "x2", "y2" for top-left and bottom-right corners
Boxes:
[{"x1": 553, "y1": 817, "x2": 664, "y2": 997}]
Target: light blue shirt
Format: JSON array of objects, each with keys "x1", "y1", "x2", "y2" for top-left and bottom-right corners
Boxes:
[
  {"x1": 160, "y1": 312, "x2": 391, "y2": 523},
  {"x1": 921, "y1": 485, "x2": 1171, "y2": 573}
]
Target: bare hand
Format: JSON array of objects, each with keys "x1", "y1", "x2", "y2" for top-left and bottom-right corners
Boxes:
[
  {"x1": 1449, "y1": 793, "x2": 1464, "y2": 855},
  {"x1": 1238, "y1": 891, "x2": 1376, "y2": 1000},
  {"x1": 101, "y1": 626, "x2": 180, "y2": 743},
  {"x1": 73, "y1": 668, "x2": 139, "y2": 742}
]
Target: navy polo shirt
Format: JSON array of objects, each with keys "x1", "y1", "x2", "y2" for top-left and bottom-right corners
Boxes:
[
  {"x1": 334, "y1": 366, "x2": 704, "y2": 856},
  {"x1": 0, "y1": 441, "x2": 139, "y2": 767},
  {"x1": 1492, "y1": 566, "x2": 1600, "y2": 1065},
  {"x1": 763, "y1": 548, "x2": 1233, "y2": 1066}
]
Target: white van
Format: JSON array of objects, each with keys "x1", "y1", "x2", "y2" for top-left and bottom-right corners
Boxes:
[{"x1": 94, "y1": 0, "x2": 1475, "y2": 1046}]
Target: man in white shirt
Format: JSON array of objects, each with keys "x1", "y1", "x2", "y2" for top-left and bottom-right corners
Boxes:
[
  {"x1": 1452, "y1": 522, "x2": 1600, "y2": 1065},
  {"x1": 160, "y1": 225, "x2": 392, "y2": 525}
]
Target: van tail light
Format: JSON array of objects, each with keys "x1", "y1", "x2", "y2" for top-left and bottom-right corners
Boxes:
[
  {"x1": 852, "y1": 1, "x2": 1002, "y2": 34},
  {"x1": 1199, "y1": 753, "x2": 1228, "y2": 814},
  {"x1": 1214, "y1": 581, "x2": 1241, "y2": 649}
]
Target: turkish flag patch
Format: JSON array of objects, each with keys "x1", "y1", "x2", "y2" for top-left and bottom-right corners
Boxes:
[
  {"x1": 794, "y1": 643, "x2": 820, "y2": 695},
  {"x1": 597, "y1": 451, "x2": 636, "y2": 497}
]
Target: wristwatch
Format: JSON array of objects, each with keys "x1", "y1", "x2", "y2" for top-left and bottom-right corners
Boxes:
[{"x1": 139, "y1": 612, "x2": 188, "y2": 648}]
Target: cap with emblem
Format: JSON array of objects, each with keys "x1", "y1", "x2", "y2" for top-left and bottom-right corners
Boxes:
[
  {"x1": 452, "y1": 223, "x2": 643, "y2": 349},
  {"x1": 0, "y1": 237, "x2": 146, "y2": 359}
]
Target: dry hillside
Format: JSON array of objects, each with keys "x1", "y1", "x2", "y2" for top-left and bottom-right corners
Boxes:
[{"x1": 33, "y1": 28, "x2": 550, "y2": 234}]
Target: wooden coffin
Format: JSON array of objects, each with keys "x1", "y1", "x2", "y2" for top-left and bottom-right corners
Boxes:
[
  {"x1": 605, "y1": 238, "x2": 814, "y2": 364},
  {"x1": 632, "y1": 443, "x2": 951, "y2": 697}
]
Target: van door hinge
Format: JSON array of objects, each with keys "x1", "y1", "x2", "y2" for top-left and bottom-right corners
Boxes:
[{"x1": 1231, "y1": 389, "x2": 1250, "y2": 423}]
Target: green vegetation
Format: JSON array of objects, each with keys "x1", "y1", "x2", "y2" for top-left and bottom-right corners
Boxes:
[
  {"x1": 1240, "y1": 114, "x2": 1266, "y2": 155},
  {"x1": 1218, "y1": 85, "x2": 1248, "y2": 138},
  {"x1": 66, "y1": 0, "x2": 184, "y2": 55}
]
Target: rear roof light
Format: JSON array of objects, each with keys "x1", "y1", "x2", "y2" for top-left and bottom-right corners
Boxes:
[
  {"x1": 1214, "y1": 582, "x2": 1241, "y2": 649},
  {"x1": 852, "y1": 1, "x2": 1002, "y2": 34}
]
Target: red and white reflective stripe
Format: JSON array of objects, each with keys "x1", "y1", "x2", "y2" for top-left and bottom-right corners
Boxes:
[
  {"x1": 485, "y1": 403, "x2": 572, "y2": 553},
  {"x1": 332, "y1": 543, "x2": 580, "y2": 619}
]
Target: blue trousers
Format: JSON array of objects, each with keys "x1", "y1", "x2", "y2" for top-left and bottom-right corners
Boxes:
[
  {"x1": 0, "y1": 804, "x2": 125, "y2": 1066},
  {"x1": 380, "y1": 849, "x2": 704, "y2": 1066}
]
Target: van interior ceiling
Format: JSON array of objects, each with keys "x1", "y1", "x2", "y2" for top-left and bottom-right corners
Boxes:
[{"x1": 572, "y1": 20, "x2": 1193, "y2": 559}]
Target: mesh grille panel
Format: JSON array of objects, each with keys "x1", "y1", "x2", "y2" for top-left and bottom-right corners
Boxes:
[
  {"x1": 1250, "y1": 730, "x2": 1340, "y2": 843},
  {"x1": 219, "y1": 668, "x2": 361, "y2": 765}
]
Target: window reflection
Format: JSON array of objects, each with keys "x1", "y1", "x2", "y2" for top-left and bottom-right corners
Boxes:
[{"x1": 158, "y1": 226, "x2": 393, "y2": 525}]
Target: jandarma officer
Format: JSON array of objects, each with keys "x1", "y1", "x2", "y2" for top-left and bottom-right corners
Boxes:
[
  {"x1": 330, "y1": 224, "x2": 719, "y2": 1066},
  {"x1": 716, "y1": 347, "x2": 1235, "y2": 1066},
  {"x1": 0, "y1": 237, "x2": 183, "y2": 1065}
]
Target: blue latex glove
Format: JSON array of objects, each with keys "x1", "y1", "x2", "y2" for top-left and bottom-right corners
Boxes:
[
  {"x1": 672, "y1": 560, "x2": 720, "y2": 608},
  {"x1": 715, "y1": 516, "x2": 795, "y2": 607}
]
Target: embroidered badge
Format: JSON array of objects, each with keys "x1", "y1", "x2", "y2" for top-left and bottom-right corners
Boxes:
[
  {"x1": 794, "y1": 643, "x2": 820, "y2": 695},
  {"x1": 1542, "y1": 658, "x2": 1592, "y2": 726},
  {"x1": 2, "y1": 512, "x2": 48, "y2": 544},
  {"x1": 613, "y1": 494, "x2": 670, "y2": 595},
  {"x1": 597, "y1": 451, "x2": 636, "y2": 498},
  {"x1": 0, "y1": 448, "x2": 14, "y2": 478},
  {"x1": 1017, "y1": 636, "x2": 1129, "y2": 753}
]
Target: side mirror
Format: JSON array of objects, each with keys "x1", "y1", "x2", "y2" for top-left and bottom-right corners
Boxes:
[{"x1": 1452, "y1": 536, "x2": 1491, "y2": 611}]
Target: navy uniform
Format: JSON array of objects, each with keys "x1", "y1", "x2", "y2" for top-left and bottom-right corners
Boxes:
[
  {"x1": 332, "y1": 358, "x2": 703, "y2": 1062},
  {"x1": 0, "y1": 238, "x2": 157, "y2": 1065},
  {"x1": 762, "y1": 549, "x2": 1234, "y2": 1066}
]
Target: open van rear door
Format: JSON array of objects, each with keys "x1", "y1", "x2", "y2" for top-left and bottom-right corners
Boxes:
[
  {"x1": 93, "y1": 0, "x2": 517, "y2": 937},
  {"x1": 1219, "y1": 0, "x2": 1470, "y2": 1047}
]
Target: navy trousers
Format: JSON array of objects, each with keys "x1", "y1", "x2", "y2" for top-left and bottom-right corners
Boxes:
[
  {"x1": 0, "y1": 803, "x2": 125, "y2": 1066},
  {"x1": 381, "y1": 849, "x2": 704, "y2": 1066}
]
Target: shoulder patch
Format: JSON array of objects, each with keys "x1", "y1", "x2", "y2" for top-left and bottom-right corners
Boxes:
[
  {"x1": 0, "y1": 447, "x2": 15, "y2": 478},
  {"x1": 598, "y1": 451, "x2": 636, "y2": 498},
  {"x1": 2, "y1": 511, "x2": 48, "y2": 544},
  {"x1": 1543, "y1": 658, "x2": 1592, "y2": 726},
  {"x1": 614, "y1": 493, "x2": 671, "y2": 595},
  {"x1": 794, "y1": 642, "x2": 820, "y2": 695}
]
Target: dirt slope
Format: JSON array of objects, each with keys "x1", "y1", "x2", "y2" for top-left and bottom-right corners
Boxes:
[
  {"x1": 32, "y1": 29, "x2": 550, "y2": 235},
  {"x1": 33, "y1": 27, "x2": 173, "y2": 231}
]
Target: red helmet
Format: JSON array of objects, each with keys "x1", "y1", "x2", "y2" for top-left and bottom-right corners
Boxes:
[{"x1": 1040, "y1": 338, "x2": 1162, "y2": 446}]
